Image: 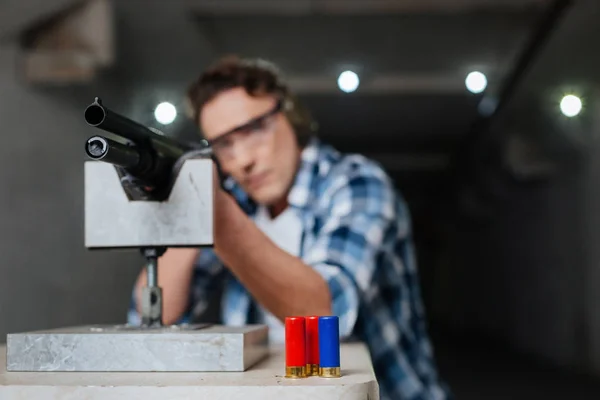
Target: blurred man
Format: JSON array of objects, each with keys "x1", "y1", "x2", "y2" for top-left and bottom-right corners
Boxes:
[{"x1": 128, "y1": 56, "x2": 451, "y2": 400}]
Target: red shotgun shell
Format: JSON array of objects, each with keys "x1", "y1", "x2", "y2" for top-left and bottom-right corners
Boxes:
[
  {"x1": 285, "y1": 316, "x2": 306, "y2": 378},
  {"x1": 305, "y1": 316, "x2": 320, "y2": 376}
]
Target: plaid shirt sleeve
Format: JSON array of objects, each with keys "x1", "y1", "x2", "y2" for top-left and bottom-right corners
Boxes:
[
  {"x1": 126, "y1": 249, "x2": 223, "y2": 325},
  {"x1": 302, "y1": 158, "x2": 397, "y2": 338}
]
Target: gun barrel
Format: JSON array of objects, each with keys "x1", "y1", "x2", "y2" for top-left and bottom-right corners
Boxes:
[
  {"x1": 86, "y1": 135, "x2": 143, "y2": 170},
  {"x1": 84, "y1": 97, "x2": 161, "y2": 146}
]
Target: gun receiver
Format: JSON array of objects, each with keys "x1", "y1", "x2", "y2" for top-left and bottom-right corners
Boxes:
[{"x1": 84, "y1": 97, "x2": 197, "y2": 201}]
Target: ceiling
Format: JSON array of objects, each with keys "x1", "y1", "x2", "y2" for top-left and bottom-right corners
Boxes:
[
  {"x1": 2, "y1": 0, "x2": 579, "y2": 170},
  {"x1": 3, "y1": 0, "x2": 596, "y2": 231},
  {"x1": 91, "y1": 0, "x2": 552, "y2": 158}
]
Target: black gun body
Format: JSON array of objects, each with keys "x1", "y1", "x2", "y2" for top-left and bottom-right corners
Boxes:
[
  {"x1": 86, "y1": 135, "x2": 144, "y2": 170},
  {"x1": 84, "y1": 97, "x2": 194, "y2": 200}
]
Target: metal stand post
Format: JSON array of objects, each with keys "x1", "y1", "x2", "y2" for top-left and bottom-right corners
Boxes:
[{"x1": 140, "y1": 247, "x2": 166, "y2": 327}]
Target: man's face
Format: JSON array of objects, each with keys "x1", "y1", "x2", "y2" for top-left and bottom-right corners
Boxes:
[{"x1": 199, "y1": 87, "x2": 301, "y2": 207}]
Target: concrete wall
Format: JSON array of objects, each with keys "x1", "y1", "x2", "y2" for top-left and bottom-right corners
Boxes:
[
  {"x1": 0, "y1": 0, "x2": 218, "y2": 341},
  {"x1": 432, "y1": 169, "x2": 587, "y2": 369},
  {"x1": 583, "y1": 97, "x2": 600, "y2": 374},
  {"x1": 432, "y1": 0, "x2": 600, "y2": 374},
  {"x1": 0, "y1": 42, "x2": 141, "y2": 340}
]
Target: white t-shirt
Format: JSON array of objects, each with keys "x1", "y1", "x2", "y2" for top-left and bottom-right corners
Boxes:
[{"x1": 252, "y1": 205, "x2": 303, "y2": 344}]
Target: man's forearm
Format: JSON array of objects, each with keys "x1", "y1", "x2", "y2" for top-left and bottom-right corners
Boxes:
[{"x1": 215, "y1": 213, "x2": 332, "y2": 321}]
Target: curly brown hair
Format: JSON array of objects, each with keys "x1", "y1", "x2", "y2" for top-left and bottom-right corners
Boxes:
[{"x1": 186, "y1": 55, "x2": 316, "y2": 147}]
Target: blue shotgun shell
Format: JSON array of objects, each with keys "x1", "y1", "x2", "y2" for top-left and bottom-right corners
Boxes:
[{"x1": 318, "y1": 316, "x2": 341, "y2": 377}]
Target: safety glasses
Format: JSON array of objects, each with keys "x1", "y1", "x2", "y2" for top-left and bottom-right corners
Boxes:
[{"x1": 208, "y1": 99, "x2": 283, "y2": 161}]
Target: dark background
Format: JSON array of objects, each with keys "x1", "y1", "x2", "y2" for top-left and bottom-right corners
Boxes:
[{"x1": 1, "y1": 0, "x2": 600, "y2": 397}]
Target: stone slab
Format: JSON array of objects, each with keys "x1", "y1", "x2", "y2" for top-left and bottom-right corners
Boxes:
[
  {"x1": 6, "y1": 324, "x2": 268, "y2": 372},
  {"x1": 0, "y1": 342, "x2": 379, "y2": 400}
]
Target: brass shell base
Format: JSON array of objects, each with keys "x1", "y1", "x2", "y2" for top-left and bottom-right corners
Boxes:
[
  {"x1": 305, "y1": 363, "x2": 319, "y2": 376},
  {"x1": 285, "y1": 366, "x2": 306, "y2": 378},
  {"x1": 319, "y1": 366, "x2": 341, "y2": 378}
]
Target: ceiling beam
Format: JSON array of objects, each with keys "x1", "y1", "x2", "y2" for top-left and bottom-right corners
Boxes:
[
  {"x1": 186, "y1": 0, "x2": 550, "y2": 16},
  {"x1": 286, "y1": 73, "x2": 495, "y2": 95},
  {"x1": 365, "y1": 153, "x2": 450, "y2": 171}
]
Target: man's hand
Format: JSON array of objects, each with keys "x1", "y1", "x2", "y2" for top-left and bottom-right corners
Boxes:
[{"x1": 211, "y1": 165, "x2": 246, "y2": 251}]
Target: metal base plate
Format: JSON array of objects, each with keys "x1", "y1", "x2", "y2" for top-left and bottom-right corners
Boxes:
[{"x1": 6, "y1": 324, "x2": 269, "y2": 372}]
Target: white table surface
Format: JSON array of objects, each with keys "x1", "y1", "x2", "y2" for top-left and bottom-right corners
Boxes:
[{"x1": 1, "y1": 342, "x2": 379, "y2": 400}]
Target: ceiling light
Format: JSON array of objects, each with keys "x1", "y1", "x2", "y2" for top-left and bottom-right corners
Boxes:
[
  {"x1": 338, "y1": 70, "x2": 359, "y2": 93},
  {"x1": 154, "y1": 102, "x2": 177, "y2": 125},
  {"x1": 560, "y1": 94, "x2": 582, "y2": 117},
  {"x1": 465, "y1": 71, "x2": 487, "y2": 94}
]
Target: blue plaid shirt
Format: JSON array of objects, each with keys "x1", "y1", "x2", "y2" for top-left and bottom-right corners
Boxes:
[{"x1": 128, "y1": 138, "x2": 450, "y2": 400}]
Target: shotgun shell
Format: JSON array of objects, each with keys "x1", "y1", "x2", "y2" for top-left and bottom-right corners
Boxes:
[
  {"x1": 305, "y1": 316, "x2": 320, "y2": 375},
  {"x1": 318, "y1": 316, "x2": 341, "y2": 377},
  {"x1": 285, "y1": 316, "x2": 306, "y2": 378}
]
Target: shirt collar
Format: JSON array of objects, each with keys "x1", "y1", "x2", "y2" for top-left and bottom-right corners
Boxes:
[{"x1": 287, "y1": 136, "x2": 324, "y2": 209}]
